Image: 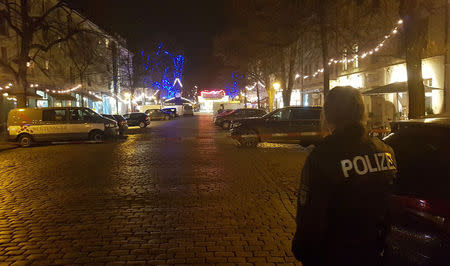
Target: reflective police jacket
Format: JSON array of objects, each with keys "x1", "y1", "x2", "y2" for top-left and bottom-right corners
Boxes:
[{"x1": 292, "y1": 125, "x2": 397, "y2": 266}]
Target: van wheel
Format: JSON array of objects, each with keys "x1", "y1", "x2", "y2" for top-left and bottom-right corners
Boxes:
[
  {"x1": 18, "y1": 134, "x2": 33, "y2": 148},
  {"x1": 139, "y1": 122, "x2": 147, "y2": 128},
  {"x1": 89, "y1": 131, "x2": 103, "y2": 141}
]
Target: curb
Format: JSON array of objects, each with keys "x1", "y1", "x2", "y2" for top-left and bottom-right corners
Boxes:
[
  {"x1": 0, "y1": 143, "x2": 20, "y2": 152},
  {"x1": 50, "y1": 140, "x2": 104, "y2": 145}
]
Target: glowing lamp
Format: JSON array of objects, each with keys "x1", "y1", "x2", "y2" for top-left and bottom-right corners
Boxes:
[{"x1": 273, "y1": 82, "x2": 281, "y2": 91}]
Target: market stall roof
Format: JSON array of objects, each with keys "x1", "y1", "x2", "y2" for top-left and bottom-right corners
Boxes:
[
  {"x1": 49, "y1": 93, "x2": 77, "y2": 101},
  {"x1": 164, "y1": 97, "x2": 194, "y2": 105},
  {"x1": 362, "y1": 82, "x2": 441, "y2": 95}
]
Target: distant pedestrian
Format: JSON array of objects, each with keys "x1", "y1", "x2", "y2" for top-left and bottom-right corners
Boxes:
[{"x1": 292, "y1": 86, "x2": 397, "y2": 266}]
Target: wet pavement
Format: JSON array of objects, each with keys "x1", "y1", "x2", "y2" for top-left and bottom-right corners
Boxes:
[{"x1": 0, "y1": 114, "x2": 309, "y2": 265}]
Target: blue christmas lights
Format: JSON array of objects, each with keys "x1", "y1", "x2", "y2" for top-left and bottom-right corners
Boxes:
[
  {"x1": 140, "y1": 43, "x2": 185, "y2": 99},
  {"x1": 225, "y1": 72, "x2": 241, "y2": 99}
]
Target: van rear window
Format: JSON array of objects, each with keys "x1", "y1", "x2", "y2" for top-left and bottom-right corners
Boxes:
[{"x1": 43, "y1": 109, "x2": 67, "y2": 122}]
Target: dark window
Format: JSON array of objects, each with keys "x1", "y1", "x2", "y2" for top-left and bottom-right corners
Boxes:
[
  {"x1": 256, "y1": 110, "x2": 266, "y2": 116},
  {"x1": 292, "y1": 109, "x2": 321, "y2": 120},
  {"x1": 113, "y1": 115, "x2": 125, "y2": 121},
  {"x1": 270, "y1": 109, "x2": 291, "y2": 121},
  {"x1": 42, "y1": 109, "x2": 67, "y2": 122},
  {"x1": 131, "y1": 113, "x2": 143, "y2": 119},
  {"x1": 389, "y1": 127, "x2": 450, "y2": 200},
  {"x1": 69, "y1": 109, "x2": 94, "y2": 121}
]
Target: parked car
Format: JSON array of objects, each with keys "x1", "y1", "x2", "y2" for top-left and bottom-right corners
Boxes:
[
  {"x1": 213, "y1": 109, "x2": 233, "y2": 124},
  {"x1": 145, "y1": 109, "x2": 171, "y2": 120},
  {"x1": 103, "y1": 114, "x2": 128, "y2": 136},
  {"x1": 7, "y1": 107, "x2": 118, "y2": 147},
  {"x1": 383, "y1": 117, "x2": 450, "y2": 266},
  {"x1": 161, "y1": 107, "x2": 178, "y2": 118},
  {"x1": 183, "y1": 104, "x2": 194, "y2": 116},
  {"x1": 230, "y1": 107, "x2": 322, "y2": 147},
  {"x1": 215, "y1": 108, "x2": 267, "y2": 129},
  {"x1": 123, "y1": 112, "x2": 150, "y2": 128}
]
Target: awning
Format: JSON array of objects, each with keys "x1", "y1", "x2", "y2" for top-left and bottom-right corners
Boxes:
[
  {"x1": 49, "y1": 93, "x2": 76, "y2": 101},
  {"x1": 362, "y1": 82, "x2": 442, "y2": 95},
  {"x1": 6, "y1": 91, "x2": 43, "y2": 99}
]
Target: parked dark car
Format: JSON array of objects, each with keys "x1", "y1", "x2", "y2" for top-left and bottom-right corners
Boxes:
[
  {"x1": 230, "y1": 107, "x2": 322, "y2": 147},
  {"x1": 383, "y1": 117, "x2": 450, "y2": 266},
  {"x1": 103, "y1": 114, "x2": 128, "y2": 136},
  {"x1": 145, "y1": 109, "x2": 171, "y2": 121},
  {"x1": 213, "y1": 109, "x2": 233, "y2": 124},
  {"x1": 123, "y1": 112, "x2": 150, "y2": 128},
  {"x1": 161, "y1": 108, "x2": 178, "y2": 118},
  {"x1": 215, "y1": 108, "x2": 267, "y2": 129}
]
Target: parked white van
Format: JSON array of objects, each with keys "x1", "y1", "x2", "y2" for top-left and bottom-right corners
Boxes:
[{"x1": 7, "y1": 107, "x2": 118, "y2": 147}]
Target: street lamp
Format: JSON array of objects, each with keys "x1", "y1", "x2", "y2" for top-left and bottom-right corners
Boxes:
[{"x1": 273, "y1": 82, "x2": 281, "y2": 91}]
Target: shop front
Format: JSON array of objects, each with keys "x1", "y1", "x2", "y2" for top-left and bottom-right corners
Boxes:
[
  {"x1": 197, "y1": 90, "x2": 229, "y2": 113},
  {"x1": 331, "y1": 56, "x2": 445, "y2": 127}
]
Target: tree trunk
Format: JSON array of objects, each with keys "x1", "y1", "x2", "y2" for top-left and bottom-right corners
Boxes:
[
  {"x1": 283, "y1": 44, "x2": 298, "y2": 107},
  {"x1": 401, "y1": 0, "x2": 428, "y2": 119},
  {"x1": 406, "y1": 46, "x2": 425, "y2": 119},
  {"x1": 17, "y1": 38, "x2": 32, "y2": 108},
  {"x1": 256, "y1": 82, "x2": 261, "y2": 108},
  {"x1": 263, "y1": 60, "x2": 274, "y2": 111},
  {"x1": 319, "y1": 1, "x2": 330, "y2": 97},
  {"x1": 279, "y1": 50, "x2": 288, "y2": 107}
]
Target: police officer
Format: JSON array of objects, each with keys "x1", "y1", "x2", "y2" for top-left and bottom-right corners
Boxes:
[{"x1": 292, "y1": 86, "x2": 397, "y2": 266}]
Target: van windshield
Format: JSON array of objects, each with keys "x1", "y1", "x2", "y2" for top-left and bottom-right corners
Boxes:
[{"x1": 84, "y1": 109, "x2": 103, "y2": 119}]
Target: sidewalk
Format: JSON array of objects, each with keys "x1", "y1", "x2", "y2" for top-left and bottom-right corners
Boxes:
[{"x1": 0, "y1": 133, "x2": 18, "y2": 152}]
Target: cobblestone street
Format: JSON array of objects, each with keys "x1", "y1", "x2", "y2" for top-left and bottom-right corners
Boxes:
[{"x1": 0, "y1": 114, "x2": 309, "y2": 265}]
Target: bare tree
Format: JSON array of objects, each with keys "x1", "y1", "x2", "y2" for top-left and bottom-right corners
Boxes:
[
  {"x1": 0, "y1": 0, "x2": 86, "y2": 107},
  {"x1": 66, "y1": 32, "x2": 102, "y2": 90},
  {"x1": 118, "y1": 48, "x2": 135, "y2": 112}
]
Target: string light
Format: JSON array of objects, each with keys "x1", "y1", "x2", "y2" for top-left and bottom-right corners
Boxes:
[
  {"x1": 294, "y1": 18, "x2": 404, "y2": 80},
  {"x1": 46, "y1": 84, "x2": 82, "y2": 94}
]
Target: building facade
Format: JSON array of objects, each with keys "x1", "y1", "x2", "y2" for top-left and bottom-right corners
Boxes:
[{"x1": 0, "y1": 0, "x2": 132, "y2": 131}]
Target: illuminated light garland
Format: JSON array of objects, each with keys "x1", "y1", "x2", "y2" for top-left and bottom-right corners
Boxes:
[
  {"x1": 245, "y1": 81, "x2": 265, "y2": 91},
  {"x1": 173, "y1": 77, "x2": 183, "y2": 88},
  {"x1": 295, "y1": 19, "x2": 404, "y2": 81},
  {"x1": 46, "y1": 84, "x2": 82, "y2": 94}
]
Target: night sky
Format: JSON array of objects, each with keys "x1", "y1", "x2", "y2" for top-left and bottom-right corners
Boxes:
[{"x1": 66, "y1": 0, "x2": 227, "y2": 91}]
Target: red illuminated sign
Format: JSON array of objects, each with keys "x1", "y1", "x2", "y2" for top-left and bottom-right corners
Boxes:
[{"x1": 200, "y1": 90, "x2": 225, "y2": 98}]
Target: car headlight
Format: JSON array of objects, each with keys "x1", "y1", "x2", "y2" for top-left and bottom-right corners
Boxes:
[
  {"x1": 105, "y1": 122, "x2": 117, "y2": 128},
  {"x1": 232, "y1": 122, "x2": 242, "y2": 128}
]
